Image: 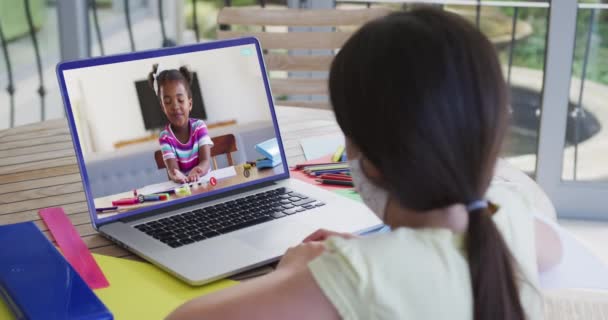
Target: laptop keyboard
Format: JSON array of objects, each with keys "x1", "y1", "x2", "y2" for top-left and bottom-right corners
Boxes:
[{"x1": 133, "y1": 187, "x2": 324, "y2": 248}]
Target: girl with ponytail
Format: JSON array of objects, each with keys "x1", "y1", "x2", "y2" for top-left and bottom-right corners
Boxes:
[{"x1": 168, "y1": 8, "x2": 561, "y2": 320}]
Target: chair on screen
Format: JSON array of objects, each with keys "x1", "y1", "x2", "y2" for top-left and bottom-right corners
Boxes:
[
  {"x1": 154, "y1": 134, "x2": 238, "y2": 171},
  {"x1": 216, "y1": 7, "x2": 392, "y2": 110}
]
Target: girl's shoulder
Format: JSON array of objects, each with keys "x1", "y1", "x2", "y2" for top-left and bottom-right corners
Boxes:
[
  {"x1": 159, "y1": 125, "x2": 173, "y2": 141},
  {"x1": 487, "y1": 181, "x2": 536, "y2": 243},
  {"x1": 310, "y1": 230, "x2": 472, "y2": 318},
  {"x1": 325, "y1": 227, "x2": 466, "y2": 272},
  {"x1": 189, "y1": 118, "x2": 207, "y2": 128}
]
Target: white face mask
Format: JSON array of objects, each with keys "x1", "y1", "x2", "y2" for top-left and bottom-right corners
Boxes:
[{"x1": 349, "y1": 158, "x2": 390, "y2": 220}]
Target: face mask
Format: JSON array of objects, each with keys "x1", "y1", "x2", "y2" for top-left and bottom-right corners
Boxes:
[{"x1": 349, "y1": 158, "x2": 390, "y2": 220}]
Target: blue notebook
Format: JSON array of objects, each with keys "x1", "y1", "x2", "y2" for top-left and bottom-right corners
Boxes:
[{"x1": 0, "y1": 222, "x2": 113, "y2": 320}]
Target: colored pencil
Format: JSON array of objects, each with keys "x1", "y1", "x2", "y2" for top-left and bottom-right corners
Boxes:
[
  {"x1": 304, "y1": 165, "x2": 350, "y2": 173},
  {"x1": 310, "y1": 169, "x2": 351, "y2": 176},
  {"x1": 332, "y1": 145, "x2": 345, "y2": 162},
  {"x1": 315, "y1": 179, "x2": 354, "y2": 187},
  {"x1": 295, "y1": 161, "x2": 347, "y2": 170},
  {"x1": 318, "y1": 174, "x2": 353, "y2": 181},
  {"x1": 296, "y1": 162, "x2": 348, "y2": 169}
]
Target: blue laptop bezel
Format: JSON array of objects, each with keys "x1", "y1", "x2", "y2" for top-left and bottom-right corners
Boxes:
[{"x1": 56, "y1": 37, "x2": 291, "y2": 228}]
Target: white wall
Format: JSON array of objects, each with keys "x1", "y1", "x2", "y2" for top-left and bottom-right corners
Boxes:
[{"x1": 62, "y1": 44, "x2": 272, "y2": 154}]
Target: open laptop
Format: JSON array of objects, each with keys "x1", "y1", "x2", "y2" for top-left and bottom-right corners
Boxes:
[{"x1": 56, "y1": 37, "x2": 382, "y2": 285}]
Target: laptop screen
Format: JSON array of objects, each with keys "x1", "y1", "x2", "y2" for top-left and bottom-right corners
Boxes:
[{"x1": 57, "y1": 38, "x2": 289, "y2": 226}]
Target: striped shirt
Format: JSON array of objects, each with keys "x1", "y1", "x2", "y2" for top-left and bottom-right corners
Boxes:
[{"x1": 159, "y1": 118, "x2": 214, "y2": 173}]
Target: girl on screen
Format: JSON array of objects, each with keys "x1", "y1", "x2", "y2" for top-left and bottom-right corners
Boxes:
[
  {"x1": 148, "y1": 64, "x2": 213, "y2": 183},
  {"x1": 168, "y1": 8, "x2": 561, "y2": 320}
]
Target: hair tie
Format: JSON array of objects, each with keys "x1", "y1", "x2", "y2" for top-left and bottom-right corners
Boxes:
[{"x1": 466, "y1": 200, "x2": 488, "y2": 212}]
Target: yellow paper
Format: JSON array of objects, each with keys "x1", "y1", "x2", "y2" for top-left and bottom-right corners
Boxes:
[
  {"x1": 0, "y1": 298, "x2": 11, "y2": 320},
  {"x1": 0, "y1": 254, "x2": 237, "y2": 320},
  {"x1": 93, "y1": 254, "x2": 237, "y2": 319}
]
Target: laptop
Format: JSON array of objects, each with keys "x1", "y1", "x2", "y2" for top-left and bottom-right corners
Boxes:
[{"x1": 56, "y1": 37, "x2": 382, "y2": 285}]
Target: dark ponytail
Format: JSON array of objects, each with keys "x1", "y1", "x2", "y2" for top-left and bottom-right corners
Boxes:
[
  {"x1": 147, "y1": 64, "x2": 193, "y2": 98},
  {"x1": 467, "y1": 207, "x2": 525, "y2": 319},
  {"x1": 330, "y1": 8, "x2": 525, "y2": 320},
  {"x1": 178, "y1": 66, "x2": 193, "y2": 85}
]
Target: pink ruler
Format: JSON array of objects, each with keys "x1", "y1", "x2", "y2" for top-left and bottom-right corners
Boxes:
[{"x1": 39, "y1": 207, "x2": 109, "y2": 289}]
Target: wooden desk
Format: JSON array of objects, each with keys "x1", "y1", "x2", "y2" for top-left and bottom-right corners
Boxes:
[
  {"x1": 0, "y1": 106, "x2": 555, "y2": 261},
  {"x1": 94, "y1": 164, "x2": 284, "y2": 218},
  {"x1": 0, "y1": 107, "x2": 341, "y2": 259}
]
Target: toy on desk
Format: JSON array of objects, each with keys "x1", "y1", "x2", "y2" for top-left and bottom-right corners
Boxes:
[
  {"x1": 243, "y1": 162, "x2": 256, "y2": 178},
  {"x1": 187, "y1": 176, "x2": 218, "y2": 188},
  {"x1": 255, "y1": 138, "x2": 282, "y2": 169},
  {"x1": 256, "y1": 157, "x2": 281, "y2": 169},
  {"x1": 113, "y1": 193, "x2": 171, "y2": 206},
  {"x1": 112, "y1": 197, "x2": 139, "y2": 206},
  {"x1": 138, "y1": 194, "x2": 169, "y2": 202},
  {"x1": 174, "y1": 185, "x2": 192, "y2": 197}
]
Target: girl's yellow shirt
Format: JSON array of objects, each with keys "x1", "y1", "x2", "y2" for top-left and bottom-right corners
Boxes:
[{"x1": 309, "y1": 181, "x2": 543, "y2": 320}]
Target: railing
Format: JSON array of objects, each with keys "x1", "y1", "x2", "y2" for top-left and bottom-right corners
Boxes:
[
  {"x1": 0, "y1": 0, "x2": 605, "y2": 148},
  {"x1": 339, "y1": 0, "x2": 550, "y2": 96},
  {"x1": 0, "y1": 13, "x2": 14, "y2": 128}
]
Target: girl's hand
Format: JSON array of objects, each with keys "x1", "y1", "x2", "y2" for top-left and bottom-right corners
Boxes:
[
  {"x1": 277, "y1": 242, "x2": 325, "y2": 272},
  {"x1": 302, "y1": 229, "x2": 356, "y2": 243},
  {"x1": 172, "y1": 169, "x2": 188, "y2": 184},
  {"x1": 187, "y1": 167, "x2": 205, "y2": 183}
]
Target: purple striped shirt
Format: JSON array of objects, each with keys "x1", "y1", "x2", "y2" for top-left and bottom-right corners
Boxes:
[{"x1": 159, "y1": 118, "x2": 213, "y2": 173}]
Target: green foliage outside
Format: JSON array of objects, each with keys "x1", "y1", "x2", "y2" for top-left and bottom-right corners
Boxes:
[
  {"x1": 184, "y1": 1, "x2": 608, "y2": 85},
  {"x1": 0, "y1": 0, "x2": 45, "y2": 41},
  {"x1": 185, "y1": 0, "x2": 259, "y2": 39},
  {"x1": 498, "y1": 7, "x2": 608, "y2": 85},
  {"x1": 572, "y1": 10, "x2": 608, "y2": 85}
]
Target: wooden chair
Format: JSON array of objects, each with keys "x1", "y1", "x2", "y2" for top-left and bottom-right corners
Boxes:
[
  {"x1": 217, "y1": 7, "x2": 392, "y2": 109},
  {"x1": 154, "y1": 134, "x2": 238, "y2": 171},
  {"x1": 114, "y1": 119, "x2": 237, "y2": 149}
]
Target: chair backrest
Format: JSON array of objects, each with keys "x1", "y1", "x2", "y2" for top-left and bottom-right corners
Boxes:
[
  {"x1": 154, "y1": 134, "x2": 238, "y2": 171},
  {"x1": 217, "y1": 7, "x2": 392, "y2": 109}
]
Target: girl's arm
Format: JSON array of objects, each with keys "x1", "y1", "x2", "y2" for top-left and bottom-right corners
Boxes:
[
  {"x1": 186, "y1": 144, "x2": 211, "y2": 182},
  {"x1": 198, "y1": 144, "x2": 212, "y2": 172},
  {"x1": 165, "y1": 158, "x2": 187, "y2": 183},
  {"x1": 166, "y1": 242, "x2": 340, "y2": 320}
]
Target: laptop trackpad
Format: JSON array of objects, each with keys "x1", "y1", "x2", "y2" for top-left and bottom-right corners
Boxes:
[{"x1": 236, "y1": 220, "x2": 315, "y2": 256}]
